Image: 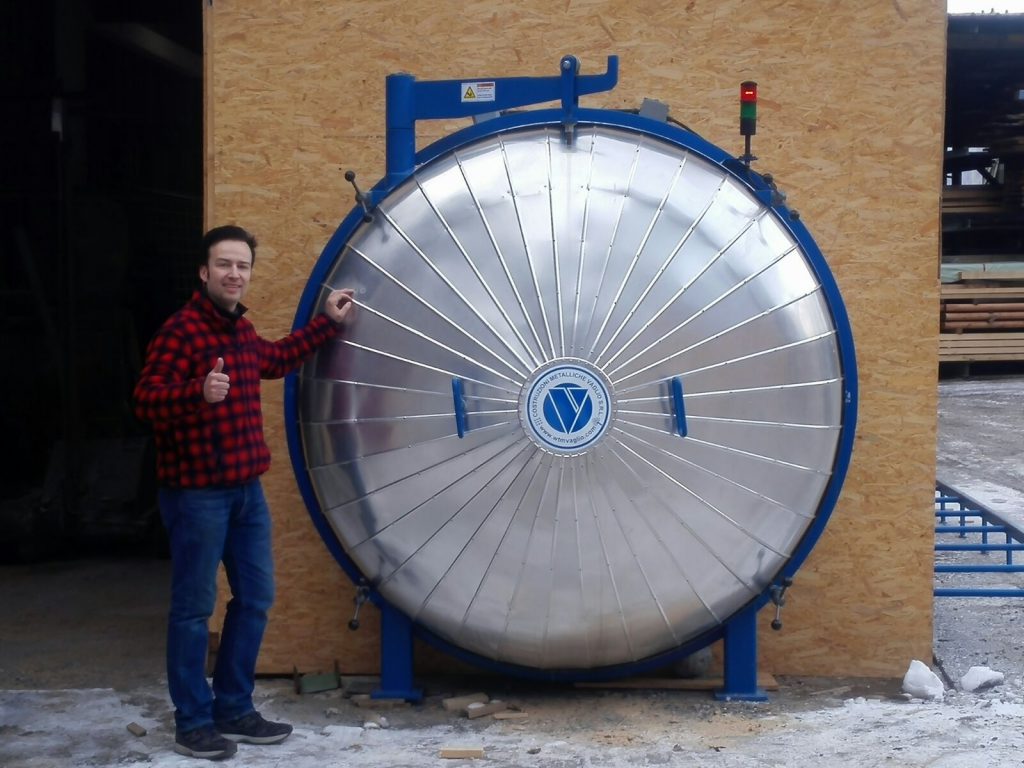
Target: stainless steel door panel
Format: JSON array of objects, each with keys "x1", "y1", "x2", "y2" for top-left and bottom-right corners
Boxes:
[
  {"x1": 349, "y1": 438, "x2": 530, "y2": 594},
  {"x1": 329, "y1": 260, "x2": 527, "y2": 383},
  {"x1": 324, "y1": 430, "x2": 524, "y2": 547},
  {"x1": 298, "y1": 378, "x2": 460, "y2": 425},
  {"x1": 295, "y1": 123, "x2": 853, "y2": 670},
  {"x1": 309, "y1": 340, "x2": 518, "y2": 401},
  {"x1": 413, "y1": 177, "x2": 539, "y2": 370},
  {"x1": 610, "y1": 293, "x2": 839, "y2": 389},
  {"x1": 616, "y1": 429, "x2": 828, "y2": 547}
]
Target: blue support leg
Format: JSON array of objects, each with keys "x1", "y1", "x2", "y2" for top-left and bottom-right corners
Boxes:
[
  {"x1": 715, "y1": 606, "x2": 767, "y2": 701},
  {"x1": 373, "y1": 602, "x2": 423, "y2": 701}
]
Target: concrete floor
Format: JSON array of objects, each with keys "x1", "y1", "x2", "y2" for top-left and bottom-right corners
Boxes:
[{"x1": 0, "y1": 557, "x2": 168, "y2": 692}]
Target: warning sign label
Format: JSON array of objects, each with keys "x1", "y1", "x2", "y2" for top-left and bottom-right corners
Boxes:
[{"x1": 461, "y1": 81, "x2": 496, "y2": 103}]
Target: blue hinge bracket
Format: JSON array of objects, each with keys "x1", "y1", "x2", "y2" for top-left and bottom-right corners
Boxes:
[{"x1": 373, "y1": 55, "x2": 618, "y2": 207}]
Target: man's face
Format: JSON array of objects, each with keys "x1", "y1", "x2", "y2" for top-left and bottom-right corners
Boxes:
[{"x1": 200, "y1": 239, "x2": 252, "y2": 312}]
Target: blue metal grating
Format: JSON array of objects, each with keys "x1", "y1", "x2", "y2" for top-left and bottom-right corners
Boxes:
[{"x1": 935, "y1": 481, "x2": 1024, "y2": 597}]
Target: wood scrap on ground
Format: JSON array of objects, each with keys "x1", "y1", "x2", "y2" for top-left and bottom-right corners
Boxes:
[
  {"x1": 439, "y1": 746, "x2": 485, "y2": 759},
  {"x1": 441, "y1": 692, "x2": 488, "y2": 711}
]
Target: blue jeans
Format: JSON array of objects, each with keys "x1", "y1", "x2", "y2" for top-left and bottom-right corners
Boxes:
[{"x1": 158, "y1": 480, "x2": 275, "y2": 733}]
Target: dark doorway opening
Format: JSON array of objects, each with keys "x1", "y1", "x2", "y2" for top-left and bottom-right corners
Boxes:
[{"x1": 1, "y1": 1, "x2": 202, "y2": 560}]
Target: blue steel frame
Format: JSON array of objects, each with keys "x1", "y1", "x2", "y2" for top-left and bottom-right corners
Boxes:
[{"x1": 284, "y1": 55, "x2": 859, "y2": 702}]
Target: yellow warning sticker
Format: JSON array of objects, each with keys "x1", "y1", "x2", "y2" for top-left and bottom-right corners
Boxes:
[{"x1": 461, "y1": 81, "x2": 496, "y2": 103}]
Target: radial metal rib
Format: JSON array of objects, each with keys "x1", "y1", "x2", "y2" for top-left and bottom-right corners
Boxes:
[
  {"x1": 611, "y1": 287, "x2": 826, "y2": 386},
  {"x1": 501, "y1": 137, "x2": 556, "y2": 360},
  {"x1": 414, "y1": 175, "x2": 538, "y2": 372},
  {"x1": 588, "y1": 157, "x2": 688, "y2": 362},
  {"x1": 602, "y1": 213, "x2": 776, "y2": 373}
]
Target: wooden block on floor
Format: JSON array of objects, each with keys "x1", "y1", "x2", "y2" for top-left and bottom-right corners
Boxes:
[
  {"x1": 126, "y1": 722, "x2": 147, "y2": 737},
  {"x1": 466, "y1": 699, "x2": 508, "y2": 719},
  {"x1": 492, "y1": 710, "x2": 529, "y2": 720},
  {"x1": 442, "y1": 692, "x2": 488, "y2": 711},
  {"x1": 440, "y1": 746, "x2": 485, "y2": 759},
  {"x1": 350, "y1": 694, "x2": 409, "y2": 708},
  {"x1": 574, "y1": 673, "x2": 778, "y2": 691},
  {"x1": 340, "y1": 675, "x2": 380, "y2": 695}
]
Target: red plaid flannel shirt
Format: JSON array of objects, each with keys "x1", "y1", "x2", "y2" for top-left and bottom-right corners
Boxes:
[{"x1": 134, "y1": 290, "x2": 337, "y2": 488}]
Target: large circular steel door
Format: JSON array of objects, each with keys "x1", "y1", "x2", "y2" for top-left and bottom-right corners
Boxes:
[{"x1": 290, "y1": 119, "x2": 856, "y2": 671}]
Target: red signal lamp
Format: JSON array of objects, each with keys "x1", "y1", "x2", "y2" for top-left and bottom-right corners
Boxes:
[{"x1": 740, "y1": 81, "x2": 757, "y2": 136}]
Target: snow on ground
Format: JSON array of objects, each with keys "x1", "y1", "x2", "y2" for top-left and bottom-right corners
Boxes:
[
  {"x1": 3, "y1": 676, "x2": 1024, "y2": 767},
  {"x1": 4, "y1": 376, "x2": 1024, "y2": 767}
]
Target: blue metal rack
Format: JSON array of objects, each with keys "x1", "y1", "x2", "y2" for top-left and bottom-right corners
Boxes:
[{"x1": 935, "y1": 481, "x2": 1024, "y2": 598}]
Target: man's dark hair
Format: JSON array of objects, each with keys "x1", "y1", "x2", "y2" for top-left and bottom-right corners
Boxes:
[{"x1": 200, "y1": 225, "x2": 257, "y2": 267}]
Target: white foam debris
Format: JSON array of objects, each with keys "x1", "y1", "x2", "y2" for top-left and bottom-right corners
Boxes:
[
  {"x1": 902, "y1": 659, "x2": 945, "y2": 700},
  {"x1": 960, "y1": 666, "x2": 1005, "y2": 693}
]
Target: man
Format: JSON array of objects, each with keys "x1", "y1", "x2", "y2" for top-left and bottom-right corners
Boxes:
[{"x1": 134, "y1": 225, "x2": 353, "y2": 760}]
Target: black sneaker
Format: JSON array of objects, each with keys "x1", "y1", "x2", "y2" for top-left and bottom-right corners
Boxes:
[
  {"x1": 174, "y1": 726, "x2": 238, "y2": 760},
  {"x1": 216, "y1": 711, "x2": 293, "y2": 745}
]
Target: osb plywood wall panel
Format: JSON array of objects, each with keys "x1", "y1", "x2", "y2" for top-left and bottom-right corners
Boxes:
[{"x1": 207, "y1": 0, "x2": 945, "y2": 678}]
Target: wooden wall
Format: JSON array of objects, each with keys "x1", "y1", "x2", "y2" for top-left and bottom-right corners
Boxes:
[{"x1": 207, "y1": 0, "x2": 945, "y2": 678}]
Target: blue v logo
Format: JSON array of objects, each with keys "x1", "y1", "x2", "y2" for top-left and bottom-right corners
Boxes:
[{"x1": 543, "y1": 384, "x2": 593, "y2": 434}]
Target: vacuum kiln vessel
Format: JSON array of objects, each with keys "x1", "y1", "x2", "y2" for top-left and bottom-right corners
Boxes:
[{"x1": 285, "y1": 56, "x2": 857, "y2": 700}]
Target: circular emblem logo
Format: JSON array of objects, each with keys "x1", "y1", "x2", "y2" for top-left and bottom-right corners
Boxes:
[{"x1": 520, "y1": 361, "x2": 613, "y2": 455}]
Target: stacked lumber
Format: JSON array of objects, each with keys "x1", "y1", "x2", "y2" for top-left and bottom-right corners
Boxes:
[
  {"x1": 940, "y1": 274, "x2": 1024, "y2": 362},
  {"x1": 942, "y1": 300, "x2": 1024, "y2": 331},
  {"x1": 942, "y1": 187, "x2": 1007, "y2": 215}
]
